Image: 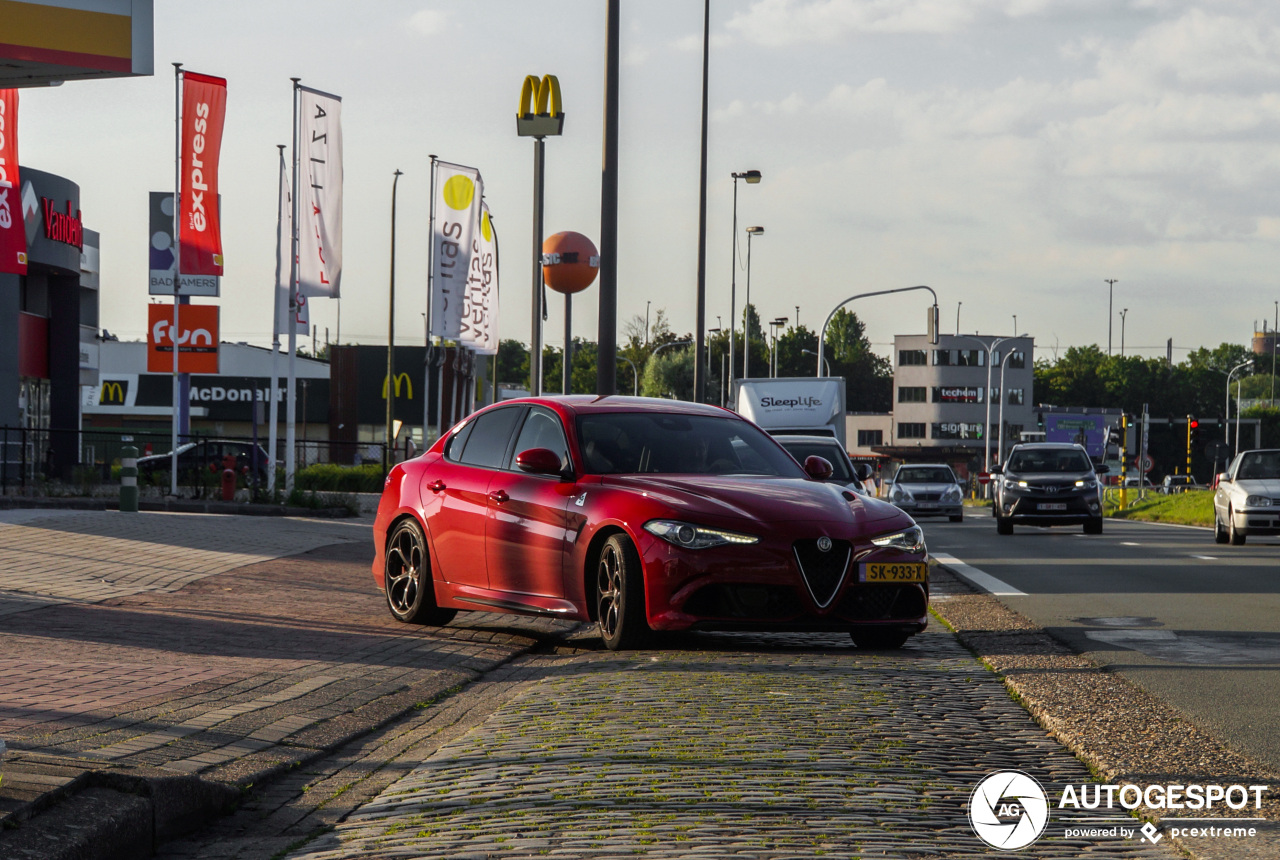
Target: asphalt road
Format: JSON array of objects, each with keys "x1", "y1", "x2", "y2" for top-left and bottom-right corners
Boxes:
[{"x1": 921, "y1": 512, "x2": 1280, "y2": 773}]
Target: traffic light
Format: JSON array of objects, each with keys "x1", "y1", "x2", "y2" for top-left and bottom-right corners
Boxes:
[{"x1": 1189, "y1": 416, "x2": 1201, "y2": 446}]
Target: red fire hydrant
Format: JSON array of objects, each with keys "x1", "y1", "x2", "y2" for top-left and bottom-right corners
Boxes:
[{"x1": 221, "y1": 454, "x2": 237, "y2": 501}]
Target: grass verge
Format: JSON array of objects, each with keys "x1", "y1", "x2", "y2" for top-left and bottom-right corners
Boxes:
[{"x1": 1106, "y1": 489, "x2": 1213, "y2": 527}]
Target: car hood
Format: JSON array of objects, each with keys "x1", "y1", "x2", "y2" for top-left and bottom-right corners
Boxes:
[
  {"x1": 1232, "y1": 478, "x2": 1280, "y2": 495},
  {"x1": 1003, "y1": 472, "x2": 1094, "y2": 484},
  {"x1": 602, "y1": 474, "x2": 905, "y2": 526}
]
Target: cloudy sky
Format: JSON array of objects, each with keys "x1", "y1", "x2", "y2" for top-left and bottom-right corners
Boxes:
[{"x1": 17, "y1": 0, "x2": 1280, "y2": 361}]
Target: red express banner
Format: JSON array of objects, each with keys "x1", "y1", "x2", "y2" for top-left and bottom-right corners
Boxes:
[
  {"x1": 0, "y1": 89, "x2": 27, "y2": 276},
  {"x1": 179, "y1": 72, "x2": 227, "y2": 277}
]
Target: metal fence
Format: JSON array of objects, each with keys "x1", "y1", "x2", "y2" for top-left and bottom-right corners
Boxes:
[{"x1": 1, "y1": 426, "x2": 393, "y2": 497}]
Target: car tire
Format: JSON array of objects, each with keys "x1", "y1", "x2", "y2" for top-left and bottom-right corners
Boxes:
[
  {"x1": 596, "y1": 534, "x2": 650, "y2": 651},
  {"x1": 996, "y1": 517, "x2": 1013, "y2": 535},
  {"x1": 949, "y1": 514, "x2": 963, "y2": 523},
  {"x1": 1214, "y1": 510, "x2": 1229, "y2": 545},
  {"x1": 384, "y1": 518, "x2": 457, "y2": 626},
  {"x1": 850, "y1": 628, "x2": 910, "y2": 649},
  {"x1": 1228, "y1": 507, "x2": 1246, "y2": 546},
  {"x1": 1083, "y1": 518, "x2": 1103, "y2": 535}
]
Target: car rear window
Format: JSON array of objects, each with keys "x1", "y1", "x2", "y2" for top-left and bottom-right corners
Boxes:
[{"x1": 896, "y1": 467, "x2": 954, "y2": 483}]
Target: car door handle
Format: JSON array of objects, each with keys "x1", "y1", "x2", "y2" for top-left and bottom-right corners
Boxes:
[
  {"x1": 489, "y1": 490, "x2": 509, "y2": 504},
  {"x1": 428, "y1": 480, "x2": 446, "y2": 494}
]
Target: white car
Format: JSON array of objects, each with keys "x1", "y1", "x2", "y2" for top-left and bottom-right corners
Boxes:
[
  {"x1": 887, "y1": 463, "x2": 965, "y2": 522},
  {"x1": 1213, "y1": 448, "x2": 1280, "y2": 545},
  {"x1": 772, "y1": 434, "x2": 870, "y2": 496}
]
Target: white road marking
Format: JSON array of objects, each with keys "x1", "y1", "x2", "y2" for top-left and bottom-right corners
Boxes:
[
  {"x1": 931, "y1": 552, "x2": 1026, "y2": 596},
  {"x1": 1190, "y1": 555, "x2": 1218, "y2": 560},
  {"x1": 1122, "y1": 541, "x2": 1141, "y2": 546}
]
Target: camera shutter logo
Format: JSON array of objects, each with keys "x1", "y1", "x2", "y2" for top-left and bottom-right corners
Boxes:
[{"x1": 968, "y1": 770, "x2": 1049, "y2": 850}]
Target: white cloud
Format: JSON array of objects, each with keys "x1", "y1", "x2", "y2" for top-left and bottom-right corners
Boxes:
[{"x1": 408, "y1": 9, "x2": 450, "y2": 37}]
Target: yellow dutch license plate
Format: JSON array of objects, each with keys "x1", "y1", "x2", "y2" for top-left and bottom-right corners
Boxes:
[{"x1": 860, "y1": 562, "x2": 928, "y2": 583}]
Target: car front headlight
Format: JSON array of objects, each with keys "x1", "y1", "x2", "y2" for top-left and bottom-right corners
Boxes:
[
  {"x1": 944, "y1": 486, "x2": 962, "y2": 501},
  {"x1": 1074, "y1": 479, "x2": 1098, "y2": 490},
  {"x1": 1245, "y1": 495, "x2": 1273, "y2": 508},
  {"x1": 891, "y1": 486, "x2": 912, "y2": 502},
  {"x1": 644, "y1": 520, "x2": 760, "y2": 550},
  {"x1": 870, "y1": 525, "x2": 926, "y2": 554},
  {"x1": 1003, "y1": 479, "x2": 1027, "y2": 491}
]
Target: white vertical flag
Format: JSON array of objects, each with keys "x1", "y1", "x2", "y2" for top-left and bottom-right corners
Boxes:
[
  {"x1": 460, "y1": 201, "x2": 499, "y2": 355},
  {"x1": 274, "y1": 150, "x2": 308, "y2": 336},
  {"x1": 431, "y1": 161, "x2": 482, "y2": 339},
  {"x1": 297, "y1": 86, "x2": 343, "y2": 299}
]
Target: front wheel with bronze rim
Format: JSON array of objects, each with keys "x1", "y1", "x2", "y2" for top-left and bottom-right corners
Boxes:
[
  {"x1": 596, "y1": 534, "x2": 650, "y2": 651},
  {"x1": 385, "y1": 518, "x2": 457, "y2": 626}
]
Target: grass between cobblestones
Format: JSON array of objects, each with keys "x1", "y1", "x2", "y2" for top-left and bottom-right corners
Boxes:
[{"x1": 1106, "y1": 489, "x2": 1213, "y2": 526}]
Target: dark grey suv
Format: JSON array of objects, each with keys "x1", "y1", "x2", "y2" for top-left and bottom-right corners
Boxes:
[{"x1": 993, "y1": 443, "x2": 1107, "y2": 535}]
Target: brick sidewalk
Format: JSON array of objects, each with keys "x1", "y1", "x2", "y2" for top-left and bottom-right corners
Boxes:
[{"x1": 0, "y1": 511, "x2": 571, "y2": 858}]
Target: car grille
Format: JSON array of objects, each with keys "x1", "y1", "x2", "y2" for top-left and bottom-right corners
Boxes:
[
  {"x1": 792, "y1": 539, "x2": 851, "y2": 608},
  {"x1": 912, "y1": 493, "x2": 941, "y2": 502},
  {"x1": 1024, "y1": 482, "x2": 1076, "y2": 494},
  {"x1": 836, "y1": 585, "x2": 927, "y2": 620},
  {"x1": 682, "y1": 584, "x2": 802, "y2": 620}
]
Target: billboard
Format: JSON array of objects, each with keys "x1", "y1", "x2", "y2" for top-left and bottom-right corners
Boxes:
[
  {"x1": 149, "y1": 192, "x2": 219, "y2": 296},
  {"x1": 1043, "y1": 413, "x2": 1109, "y2": 459},
  {"x1": 147, "y1": 303, "x2": 219, "y2": 374}
]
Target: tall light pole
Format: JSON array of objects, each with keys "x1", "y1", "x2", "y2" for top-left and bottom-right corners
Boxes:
[
  {"x1": 995, "y1": 343, "x2": 1025, "y2": 466},
  {"x1": 597, "y1": 2, "x2": 620, "y2": 395},
  {"x1": 956, "y1": 302, "x2": 962, "y2": 336},
  {"x1": 618, "y1": 354, "x2": 638, "y2": 396},
  {"x1": 743, "y1": 226, "x2": 764, "y2": 378},
  {"x1": 803, "y1": 348, "x2": 830, "y2": 376},
  {"x1": 1119, "y1": 308, "x2": 1128, "y2": 356},
  {"x1": 693, "y1": 0, "x2": 711, "y2": 403},
  {"x1": 953, "y1": 332, "x2": 1020, "y2": 472},
  {"x1": 816, "y1": 285, "x2": 940, "y2": 378},
  {"x1": 729, "y1": 170, "x2": 761, "y2": 396},
  {"x1": 645, "y1": 301, "x2": 651, "y2": 346},
  {"x1": 1272, "y1": 300, "x2": 1277, "y2": 406},
  {"x1": 1105, "y1": 278, "x2": 1118, "y2": 355},
  {"x1": 769, "y1": 317, "x2": 788, "y2": 377},
  {"x1": 385, "y1": 169, "x2": 402, "y2": 475},
  {"x1": 1226, "y1": 360, "x2": 1252, "y2": 452},
  {"x1": 1012, "y1": 315, "x2": 1017, "y2": 337}
]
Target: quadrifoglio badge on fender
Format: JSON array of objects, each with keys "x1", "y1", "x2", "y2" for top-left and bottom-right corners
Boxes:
[{"x1": 969, "y1": 770, "x2": 1270, "y2": 850}]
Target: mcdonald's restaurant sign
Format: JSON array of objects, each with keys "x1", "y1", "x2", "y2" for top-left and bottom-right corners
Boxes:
[
  {"x1": 100, "y1": 379, "x2": 128, "y2": 405},
  {"x1": 516, "y1": 74, "x2": 563, "y2": 137},
  {"x1": 383, "y1": 372, "x2": 412, "y2": 400}
]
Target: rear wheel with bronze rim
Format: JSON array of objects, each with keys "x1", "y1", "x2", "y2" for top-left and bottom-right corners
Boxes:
[
  {"x1": 596, "y1": 534, "x2": 650, "y2": 651},
  {"x1": 385, "y1": 518, "x2": 457, "y2": 626}
]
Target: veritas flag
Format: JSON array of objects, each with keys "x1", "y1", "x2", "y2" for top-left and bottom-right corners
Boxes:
[{"x1": 296, "y1": 86, "x2": 342, "y2": 299}]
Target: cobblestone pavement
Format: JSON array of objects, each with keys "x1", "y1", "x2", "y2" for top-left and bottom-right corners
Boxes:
[{"x1": 275, "y1": 630, "x2": 1182, "y2": 860}]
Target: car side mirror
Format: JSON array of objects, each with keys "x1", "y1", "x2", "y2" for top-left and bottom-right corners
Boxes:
[
  {"x1": 1217, "y1": 472, "x2": 1230, "y2": 484},
  {"x1": 853, "y1": 462, "x2": 873, "y2": 481},
  {"x1": 804, "y1": 455, "x2": 834, "y2": 480},
  {"x1": 515, "y1": 448, "x2": 565, "y2": 477}
]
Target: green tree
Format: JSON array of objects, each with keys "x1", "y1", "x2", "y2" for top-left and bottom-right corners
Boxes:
[{"x1": 641, "y1": 347, "x2": 694, "y2": 400}]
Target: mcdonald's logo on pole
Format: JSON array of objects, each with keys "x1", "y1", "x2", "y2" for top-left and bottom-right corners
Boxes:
[
  {"x1": 516, "y1": 74, "x2": 564, "y2": 137},
  {"x1": 382, "y1": 372, "x2": 413, "y2": 400}
]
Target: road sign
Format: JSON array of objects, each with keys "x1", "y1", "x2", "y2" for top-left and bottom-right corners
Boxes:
[
  {"x1": 977, "y1": 472, "x2": 991, "y2": 485},
  {"x1": 1206, "y1": 441, "x2": 1231, "y2": 461},
  {"x1": 1140, "y1": 454, "x2": 1154, "y2": 474}
]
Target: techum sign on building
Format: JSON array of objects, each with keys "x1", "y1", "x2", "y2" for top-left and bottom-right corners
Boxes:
[{"x1": 0, "y1": 1, "x2": 154, "y2": 87}]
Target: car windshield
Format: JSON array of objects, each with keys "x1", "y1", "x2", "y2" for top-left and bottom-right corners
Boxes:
[
  {"x1": 1006, "y1": 449, "x2": 1093, "y2": 473},
  {"x1": 1236, "y1": 451, "x2": 1280, "y2": 480},
  {"x1": 896, "y1": 467, "x2": 953, "y2": 483},
  {"x1": 776, "y1": 441, "x2": 853, "y2": 481},
  {"x1": 576, "y1": 413, "x2": 804, "y2": 477}
]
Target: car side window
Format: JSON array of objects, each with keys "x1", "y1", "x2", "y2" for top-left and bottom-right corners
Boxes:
[
  {"x1": 457, "y1": 407, "x2": 522, "y2": 469},
  {"x1": 509, "y1": 407, "x2": 569, "y2": 470},
  {"x1": 443, "y1": 420, "x2": 476, "y2": 462}
]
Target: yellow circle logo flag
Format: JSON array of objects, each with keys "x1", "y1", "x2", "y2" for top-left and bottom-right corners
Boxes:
[
  {"x1": 481, "y1": 210, "x2": 493, "y2": 242},
  {"x1": 442, "y1": 175, "x2": 475, "y2": 211}
]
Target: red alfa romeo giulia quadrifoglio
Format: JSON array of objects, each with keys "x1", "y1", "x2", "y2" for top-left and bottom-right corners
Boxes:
[{"x1": 372, "y1": 396, "x2": 929, "y2": 650}]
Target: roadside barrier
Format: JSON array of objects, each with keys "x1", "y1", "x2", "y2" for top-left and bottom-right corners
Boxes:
[{"x1": 120, "y1": 446, "x2": 138, "y2": 513}]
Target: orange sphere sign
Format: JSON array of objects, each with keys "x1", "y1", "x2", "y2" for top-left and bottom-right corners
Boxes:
[{"x1": 542, "y1": 231, "x2": 599, "y2": 295}]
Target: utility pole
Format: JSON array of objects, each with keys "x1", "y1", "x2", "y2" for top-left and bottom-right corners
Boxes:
[{"x1": 1105, "y1": 278, "x2": 1118, "y2": 355}]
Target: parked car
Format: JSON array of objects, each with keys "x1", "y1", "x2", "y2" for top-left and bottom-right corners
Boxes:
[
  {"x1": 886, "y1": 464, "x2": 964, "y2": 522},
  {"x1": 1213, "y1": 449, "x2": 1280, "y2": 545},
  {"x1": 1122, "y1": 476, "x2": 1154, "y2": 489},
  {"x1": 773, "y1": 434, "x2": 870, "y2": 496},
  {"x1": 1161, "y1": 474, "x2": 1199, "y2": 494},
  {"x1": 992, "y1": 443, "x2": 1107, "y2": 535},
  {"x1": 372, "y1": 396, "x2": 930, "y2": 650},
  {"x1": 137, "y1": 440, "x2": 272, "y2": 486}
]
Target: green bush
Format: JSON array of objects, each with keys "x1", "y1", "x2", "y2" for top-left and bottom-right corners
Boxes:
[{"x1": 295, "y1": 463, "x2": 385, "y2": 493}]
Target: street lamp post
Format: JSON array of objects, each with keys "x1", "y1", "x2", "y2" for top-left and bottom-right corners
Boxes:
[
  {"x1": 769, "y1": 317, "x2": 788, "y2": 377},
  {"x1": 802, "y1": 348, "x2": 830, "y2": 376},
  {"x1": 743, "y1": 226, "x2": 764, "y2": 378},
  {"x1": 953, "y1": 333, "x2": 1023, "y2": 473},
  {"x1": 1105, "y1": 278, "x2": 1118, "y2": 355},
  {"x1": 1120, "y1": 308, "x2": 1128, "y2": 356},
  {"x1": 385, "y1": 169, "x2": 402, "y2": 476},
  {"x1": 618, "y1": 354, "x2": 638, "y2": 396},
  {"x1": 816, "y1": 285, "x2": 940, "y2": 378},
  {"x1": 1226, "y1": 360, "x2": 1252, "y2": 455},
  {"x1": 729, "y1": 170, "x2": 761, "y2": 397},
  {"x1": 995, "y1": 346, "x2": 1022, "y2": 466}
]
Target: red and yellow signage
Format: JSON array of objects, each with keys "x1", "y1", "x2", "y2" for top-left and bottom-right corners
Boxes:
[
  {"x1": 0, "y1": 88, "x2": 26, "y2": 275},
  {"x1": 147, "y1": 303, "x2": 220, "y2": 374},
  {"x1": 0, "y1": 1, "x2": 135, "y2": 75},
  {"x1": 179, "y1": 72, "x2": 227, "y2": 277}
]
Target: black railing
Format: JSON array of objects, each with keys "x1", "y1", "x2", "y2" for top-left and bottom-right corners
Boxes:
[{"x1": 1, "y1": 426, "x2": 394, "y2": 498}]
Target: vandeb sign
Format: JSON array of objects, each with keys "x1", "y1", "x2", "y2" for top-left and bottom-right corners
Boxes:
[{"x1": 147, "y1": 303, "x2": 219, "y2": 374}]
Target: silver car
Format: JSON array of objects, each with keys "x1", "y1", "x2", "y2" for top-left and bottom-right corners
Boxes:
[
  {"x1": 887, "y1": 463, "x2": 964, "y2": 522},
  {"x1": 772, "y1": 434, "x2": 870, "y2": 496},
  {"x1": 1214, "y1": 448, "x2": 1280, "y2": 545}
]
